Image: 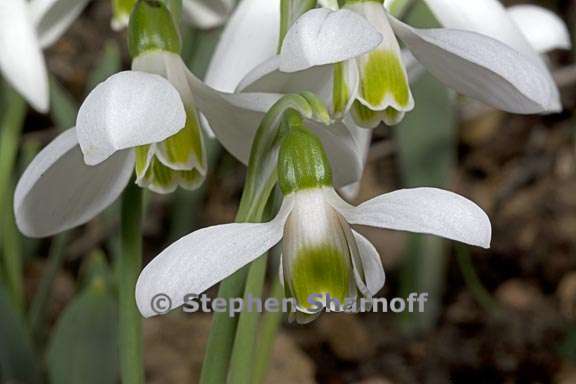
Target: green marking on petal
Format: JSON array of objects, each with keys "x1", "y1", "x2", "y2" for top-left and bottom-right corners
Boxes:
[
  {"x1": 176, "y1": 169, "x2": 205, "y2": 191},
  {"x1": 359, "y1": 49, "x2": 411, "y2": 109},
  {"x1": 134, "y1": 145, "x2": 152, "y2": 178},
  {"x1": 290, "y1": 245, "x2": 351, "y2": 310},
  {"x1": 351, "y1": 100, "x2": 379, "y2": 128},
  {"x1": 332, "y1": 62, "x2": 349, "y2": 118},
  {"x1": 157, "y1": 107, "x2": 206, "y2": 171},
  {"x1": 138, "y1": 157, "x2": 177, "y2": 194},
  {"x1": 383, "y1": 108, "x2": 405, "y2": 126}
]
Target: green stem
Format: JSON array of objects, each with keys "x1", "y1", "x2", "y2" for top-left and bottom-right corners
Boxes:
[
  {"x1": 455, "y1": 244, "x2": 498, "y2": 312},
  {"x1": 252, "y1": 277, "x2": 284, "y2": 384},
  {"x1": 227, "y1": 254, "x2": 269, "y2": 384},
  {"x1": 29, "y1": 234, "x2": 68, "y2": 337},
  {"x1": 0, "y1": 87, "x2": 27, "y2": 309},
  {"x1": 199, "y1": 180, "x2": 274, "y2": 384},
  {"x1": 200, "y1": 95, "x2": 317, "y2": 384},
  {"x1": 119, "y1": 181, "x2": 144, "y2": 384}
]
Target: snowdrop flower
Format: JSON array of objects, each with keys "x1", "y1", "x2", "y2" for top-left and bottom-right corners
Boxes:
[
  {"x1": 135, "y1": 115, "x2": 491, "y2": 319},
  {"x1": 14, "y1": 0, "x2": 367, "y2": 238},
  {"x1": 239, "y1": 0, "x2": 564, "y2": 129},
  {"x1": 0, "y1": 0, "x2": 91, "y2": 112}
]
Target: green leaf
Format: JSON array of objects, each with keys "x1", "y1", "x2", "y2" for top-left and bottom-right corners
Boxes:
[
  {"x1": 46, "y1": 253, "x2": 119, "y2": 384},
  {"x1": 87, "y1": 40, "x2": 122, "y2": 91},
  {"x1": 0, "y1": 283, "x2": 41, "y2": 384},
  {"x1": 49, "y1": 76, "x2": 78, "y2": 131},
  {"x1": 395, "y1": 70, "x2": 455, "y2": 333}
]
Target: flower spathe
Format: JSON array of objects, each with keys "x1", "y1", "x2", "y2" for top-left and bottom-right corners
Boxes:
[{"x1": 135, "y1": 126, "x2": 492, "y2": 319}]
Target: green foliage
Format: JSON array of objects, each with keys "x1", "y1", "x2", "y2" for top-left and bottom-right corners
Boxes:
[
  {"x1": 46, "y1": 252, "x2": 119, "y2": 384},
  {"x1": 0, "y1": 283, "x2": 42, "y2": 384}
]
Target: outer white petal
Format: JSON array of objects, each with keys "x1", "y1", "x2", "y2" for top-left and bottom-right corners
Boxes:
[
  {"x1": 0, "y1": 0, "x2": 49, "y2": 112},
  {"x1": 390, "y1": 17, "x2": 560, "y2": 114},
  {"x1": 328, "y1": 187, "x2": 491, "y2": 249},
  {"x1": 204, "y1": 0, "x2": 280, "y2": 91},
  {"x1": 30, "y1": 0, "x2": 91, "y2": 48},
  {"x1": 188, "y1": 72, "x2": 364, "y2": 187},
  {"x1": 135, "y1": 197, "x2": 295, "y2": 317},
  {"x1": 422, "y1": 0, "x2": 535, "y2": 58},
  {"x1": 238, "y1": 56, "x2": 336, "y2": 112},
  {"x1": 76, "y1": 71, "x2": 186, "y2": 166},
  {"x1": 507, "y1": 5, "x2": 571, "y2": 53},
  {"x1": 14, "y1": 128, "x2": 134, "y2": 238},
  {"x1": 338, "y1": 120, "x2": 371, "y2": 200},
  {"x1": 280, "y1": 8, "x2": 382, "y2": 72},
  {"x1": 353, "y1": 231, "x2": 385, "y2": 296},
  {"x1": 183, "y1": 0, "x2": 234, "y2": 29}
]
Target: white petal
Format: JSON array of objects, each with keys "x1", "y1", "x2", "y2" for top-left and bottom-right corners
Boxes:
[
  {"x1": 182, "y1": 0, "x2": 234, "y2": 29},
  {"x1": 507, "y1": 5, "x2": 571, "y2": 53},
  {"x1": 338, "y1": 124, "x2": 371, "y2": 200},
  {"x1": 14, "y1": 128, "x2": 134, "y2": 238},
  {"x1": 390, "y1": 17, "x2": 560, "y2": 114},
  {"x1": 353, "y1": 231, "x2": 385, "y2": 296},
  {"x1": 76, "y1": 71, "x2": 186, "y2": 166},
  {"x1": 422, "y1": 0, "x2": 535, "y2": 58},
  {"x1": 188, "y1": 72, "x2": 364, "y2": 187},
  {"x1": 30, "y1": 0, "x2": 90, "y2": 48},
  {"x1": 279, "y1": 8, "x2": 382, "y2": 72},
  {"x1": 0, "y1": 0, "x2": 49, "y2": 112},
  {"x1": 204, "y1": 0, "x2": 280, "y2": 92},
  {"x1": 135, "y1": 197, "x2": 295, "y2": 317},
  {"x1": 238, "y1": 57, "x2": 336, "y2": 111},
  {"x1": 329, "y1": 187, "x2": 492, "y2": 249}
]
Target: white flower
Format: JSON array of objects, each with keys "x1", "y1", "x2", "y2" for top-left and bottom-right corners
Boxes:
[
  {"x1": 14, "y1": 0, "x2": 370, "y2": 238},
  {"x1": 135, "y1": 122, "x2": 492, "y2": 319},
  {"x1": 0, "y1": 0, "x2": 91, "y2": 112},
  {"x1": 238, "y1": 0, "x2": 566, "y2": 130},
  {"x1": 135, "y1": 185, "x2": 491, "y2": 318}
]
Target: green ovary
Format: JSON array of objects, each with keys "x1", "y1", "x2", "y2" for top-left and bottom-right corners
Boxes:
[
  {"x1": 290, "y1": 245, "x2": 351, "y2": 310},
  {"x1": 360, "y1": 50, "x2": 410, "y2": 109}
]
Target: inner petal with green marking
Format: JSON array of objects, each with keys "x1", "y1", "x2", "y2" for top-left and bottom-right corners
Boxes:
[
  {"x1": 290, "y1": 244, "x2": 352, "y2": 310},
  {"x1": 281, "y1": 189, "x2": 357, "y2": 313},
  {"x1": 134, "y1": 107, "x2": 206, "y2": 194},
  {"x1": 344, "y1": 0, "x2": 414, "y2": 128}
]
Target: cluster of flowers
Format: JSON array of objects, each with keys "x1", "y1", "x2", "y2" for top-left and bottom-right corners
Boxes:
[{"x1": 8, "y1": 0, "x2": 570, "y2": 319}]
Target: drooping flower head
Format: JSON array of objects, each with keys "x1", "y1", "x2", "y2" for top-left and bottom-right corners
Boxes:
[
  {"x1": 135, "y1": 109, "x2": 491, "y2": 320},
  {"x1": 14, "y1": 0, "x2": 366, "y2": 238},
  {"x1": 239, "y1": 0, "x2": 567, "y2": 129}
]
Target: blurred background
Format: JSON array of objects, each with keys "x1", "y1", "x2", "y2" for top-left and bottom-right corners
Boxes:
[{"x1": 1, "y1": 0, "x2": 575, "y2": 383}]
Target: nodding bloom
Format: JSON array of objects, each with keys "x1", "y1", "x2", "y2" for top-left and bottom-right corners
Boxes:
[
  {"x1": 135, "y1": 112, "x2": 491, "y2": 321},
  {"x1": 14, "y1": 0, "x2": 369, "y2": 238},
  {"x1": 237, "y1": 0, "x2": 568, "y2": 128}
]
